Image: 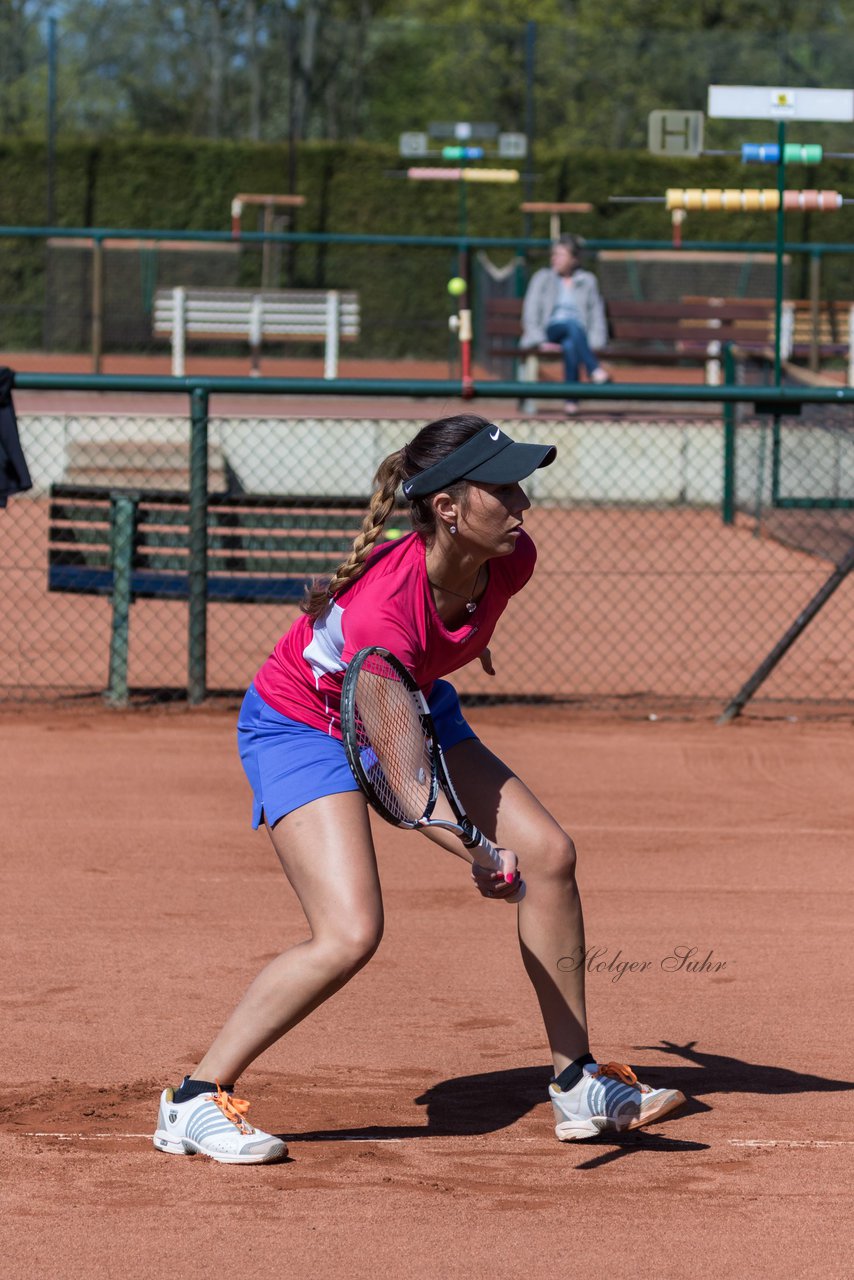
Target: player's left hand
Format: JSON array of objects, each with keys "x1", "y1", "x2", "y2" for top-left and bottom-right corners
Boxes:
[
  {"x1": 471, "y1": 849, "x2": 520, "y2": 899},
  {"x1": 479, "y1": 647, "x2": 495, "y2": 676}
]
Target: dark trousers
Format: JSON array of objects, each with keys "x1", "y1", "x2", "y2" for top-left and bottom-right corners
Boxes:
[{"x1": 545, "y1": 319, "x2": 599, "y2": 383}]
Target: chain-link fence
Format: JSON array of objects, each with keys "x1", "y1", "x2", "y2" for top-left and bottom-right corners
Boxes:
[{"x1": 3, "y1": 379, "x2": 852, "y2": 714}]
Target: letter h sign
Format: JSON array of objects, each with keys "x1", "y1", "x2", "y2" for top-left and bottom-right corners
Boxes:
[{"x1": 647, "y1": 110, "x2": 704, "y2": 157}]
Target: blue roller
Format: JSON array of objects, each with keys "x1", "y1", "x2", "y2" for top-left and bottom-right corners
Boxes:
[{"x1": 742, "y1": 143, "x2": 780, "y2": 164}]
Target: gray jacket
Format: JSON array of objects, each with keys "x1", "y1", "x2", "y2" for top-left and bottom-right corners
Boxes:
[{"x1": 520, "y1": 267, "x2": 608, "y2": 352}]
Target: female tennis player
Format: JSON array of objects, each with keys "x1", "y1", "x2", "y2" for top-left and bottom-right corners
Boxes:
[{"x1": 154, "y1": 414, "x2": 686, "y2": 1163}]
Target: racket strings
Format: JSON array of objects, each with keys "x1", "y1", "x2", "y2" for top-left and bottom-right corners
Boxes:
[{"x1": 353, "y1": 662, "x2": 433, "y2": 824}]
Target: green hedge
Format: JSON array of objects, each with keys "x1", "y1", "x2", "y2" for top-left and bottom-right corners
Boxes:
[{"x1": 5, "y1": 134, "x2": 853, "y2": 241}]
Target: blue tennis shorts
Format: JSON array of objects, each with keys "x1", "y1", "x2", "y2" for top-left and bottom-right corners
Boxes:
[{"x1": 237, "y1": 679, "x2": 477, "y2": 829}]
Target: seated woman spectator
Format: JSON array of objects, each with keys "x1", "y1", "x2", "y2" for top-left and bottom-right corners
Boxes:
[{"x1": 521, "y1": 235, "x2": 611, "y2": 412}]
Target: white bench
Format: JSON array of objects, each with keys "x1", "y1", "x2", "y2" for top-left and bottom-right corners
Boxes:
[{"x1": 153, "y1": 286, "x2": 360, "y2": 377}]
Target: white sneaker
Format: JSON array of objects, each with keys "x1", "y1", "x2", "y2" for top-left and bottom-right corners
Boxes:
[
  {"x1": 153, "y1": 1083, "x2": 287, "y2": 1164},
  {"x1": 550, "y1": 1061, "x2": 685, "y2": 1141},
  {"x1": 591, "y1": 366, "x2": 612, "y2": 384}
]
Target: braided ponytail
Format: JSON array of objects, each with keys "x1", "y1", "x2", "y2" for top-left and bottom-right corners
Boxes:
[{"x1": 301, "y1": 449, "x2": 408, "y2": 619}]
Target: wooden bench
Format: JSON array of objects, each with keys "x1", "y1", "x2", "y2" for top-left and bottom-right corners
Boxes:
[
  {"x1": 48, "y1": 484, "x2": 405, "y2": 702},
  {"x1": 484, "y1": 295, "x2": 781, "y2": 396},
  {"x1": 153, "y1": 286, "x2": 360, "y2": 377},
  {"x1": 683, "y1": 295, "x2": 854, "y2": 374}
]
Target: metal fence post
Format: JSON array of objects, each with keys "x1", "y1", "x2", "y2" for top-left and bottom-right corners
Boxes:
[
  {"x1": 188, "y1": 387, "x2": 209, "y2": 705},
  {"x1": 721, "y1": 342, "x2": 736, "y2": 526}
]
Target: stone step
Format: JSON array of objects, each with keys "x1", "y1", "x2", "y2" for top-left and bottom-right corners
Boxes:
[
  {"x1": 63, "y1": 439, "x2": 226, "y2": 491},
  {"x1": 64, "y1": 466, "x2": 226, "y2": 490}
]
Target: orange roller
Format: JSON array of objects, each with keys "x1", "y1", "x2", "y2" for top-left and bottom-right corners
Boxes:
[{"x1": 626, "y1": 188, "x2": 849, "y2": 213}]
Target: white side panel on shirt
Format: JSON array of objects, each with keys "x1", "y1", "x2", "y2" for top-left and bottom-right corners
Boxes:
[{"x1": 302, "y1": 601, "x2": 347, "y2": 685}]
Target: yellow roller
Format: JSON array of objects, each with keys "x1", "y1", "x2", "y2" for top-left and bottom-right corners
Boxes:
[
  {"x1": 666, "y1": 187, "x2": 784, "y2": 211},
  {"x1": 460, "y1": 168, "x2": 520, "y2": 183}
]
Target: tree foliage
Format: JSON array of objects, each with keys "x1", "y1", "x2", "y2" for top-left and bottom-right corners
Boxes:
[{"x1": 6, "y1": 1, "x2": 854, "y2": 150}]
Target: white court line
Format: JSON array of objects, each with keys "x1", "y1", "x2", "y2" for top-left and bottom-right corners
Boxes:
[
  {"x1": 22, "y1": 1131, "x2": 403, "y2": 1144},
  {"x1": 572, "y1": 826, "x2": 849, "y2": 837},
  {"x1": 21, "y1": 1133, "x2": 849, "y2": 1149},
  {"x1": 729, "y1": 1139, "x2": 852, "y2": 1148}
]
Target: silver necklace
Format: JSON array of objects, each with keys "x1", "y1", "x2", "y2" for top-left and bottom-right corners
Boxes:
[{"x1": 427, "y1": 567, "x2": 483, "y2": 613}]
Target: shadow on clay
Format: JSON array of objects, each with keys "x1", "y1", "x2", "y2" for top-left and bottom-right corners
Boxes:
[
  {"x1": 633, "y1": 1040, "x2": 854, "y2": 1096},
  {"x1": 279, "y1": 1042, "x2": 852, "y2": 1155},
  {"x1": 278, "y1": 1061, "x2": 705, "y2": 1151}
]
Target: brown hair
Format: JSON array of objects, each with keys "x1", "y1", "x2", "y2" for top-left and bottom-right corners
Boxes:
[
  {"x1": 556, "y1": 232, "x2": 585, "y2": 256},
  {"x1": 301, "y1": 414, "x2": 489, "y2": 619}
]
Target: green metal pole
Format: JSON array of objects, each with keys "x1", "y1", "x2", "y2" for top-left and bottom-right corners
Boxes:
[
  {"x1": 188, "y1": 387, "x2": 209, "y2": 705},
  {"x1": 773, "y1": 120, "x2": 786, "y2": 386},
  {"x1": 809, "y1": 250, "x2": 821, "y2": 373},
  {"x1": 722, "y1": 342, "x2": 736, "y2": 526},
  {"x1": 107, "y1": 492, "x2": 136, "y2": 707},
  {"x1": 457, "y1": 179, "x2": 468, "y2": 281},
  {"x1": 91, "y1": 235, "x2": 104, "y2": 375},
  {"x1": 523, "y1": 21, "x2": 536, "y2": 241},
  {"x1": 771, "y1": 121, "x2": 786, "y2": 510}
]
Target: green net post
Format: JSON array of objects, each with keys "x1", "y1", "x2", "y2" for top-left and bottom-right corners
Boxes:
[
  {"x1": 188, "y1": 387, "x2": 209, "y2": 705},
  {"x1": 107, "y1": 492, "x2": 137, "y2": 707}
]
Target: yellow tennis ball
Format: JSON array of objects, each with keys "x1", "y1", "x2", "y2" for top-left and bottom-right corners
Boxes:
[
  {"x1": 385, "y1": 527, "x2": 405, "y2": 539},
  {"x1": 447, "y1": 276, "x2": 467, "y2": 296}
]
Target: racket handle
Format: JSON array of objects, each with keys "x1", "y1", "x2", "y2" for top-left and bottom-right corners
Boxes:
[{"x1": 469, "y1": 831, "x2": 526, "y2": 903}]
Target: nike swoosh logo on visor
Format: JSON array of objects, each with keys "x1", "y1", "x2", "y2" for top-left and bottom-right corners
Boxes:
[{"x1": 489, "y1": 427, "x2": 500, "y2": 440}]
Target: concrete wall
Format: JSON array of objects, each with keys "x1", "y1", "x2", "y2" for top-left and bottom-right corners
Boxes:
[{"x1": 16, "y1": 412, "x2": 854, "y2": 508}]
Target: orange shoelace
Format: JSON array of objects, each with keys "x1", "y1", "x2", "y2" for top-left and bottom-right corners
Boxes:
[
  {"x1": 212, "y1": 1082, "x2": 254, "y2": 1134},
  {"x1": 594, "y1": 1062, "x2": 638, "y2": 1087}
]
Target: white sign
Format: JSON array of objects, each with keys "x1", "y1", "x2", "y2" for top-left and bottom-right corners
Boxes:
[
  {"x1": 498, "y1": 132, "x2": 528, "y2": 158},
  {"x1": 708, "y1": 85, "x2": 854, "y2": 122},
  {"x1": 648, "y1": 110, "x2": 704, "y2": 157},
  {"x1": 399, "y1": 132, "x2": 428, "y2": 157}
]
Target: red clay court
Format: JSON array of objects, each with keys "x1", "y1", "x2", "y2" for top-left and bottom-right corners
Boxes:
[
  {"x1": 2, "y1": 353, "x2": 852, "y2": 1276},
  {"x1": 1, "y1": 700, "x2": 852, "y2": 1278}
]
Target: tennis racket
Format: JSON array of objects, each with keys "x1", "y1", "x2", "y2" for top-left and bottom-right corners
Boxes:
[{"x1": 340, "y1": 646, "x2": 524, "y2": 902}]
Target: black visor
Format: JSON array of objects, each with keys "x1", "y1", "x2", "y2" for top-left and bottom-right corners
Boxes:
[{"x1": 402, "y1": 425, "x2": 557, "y2": 500}]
